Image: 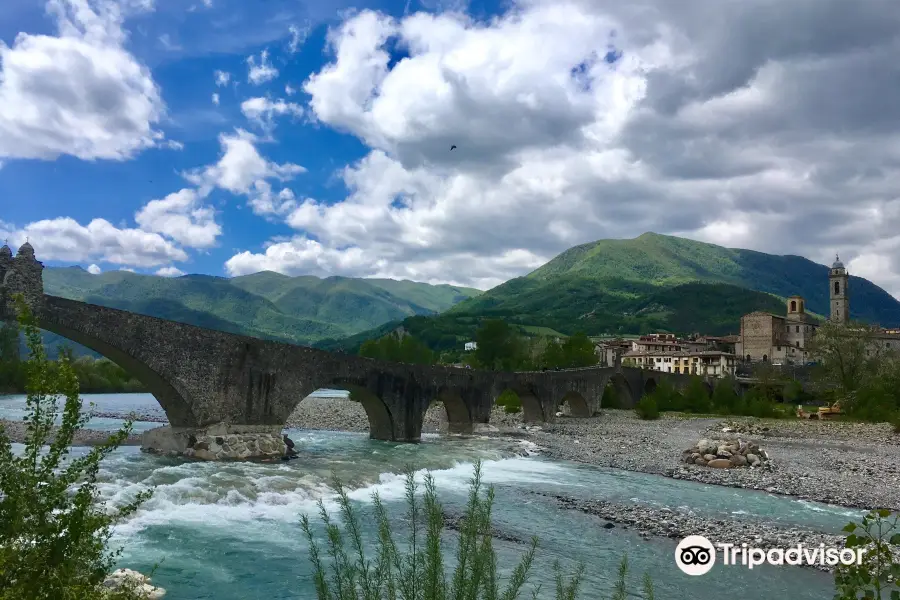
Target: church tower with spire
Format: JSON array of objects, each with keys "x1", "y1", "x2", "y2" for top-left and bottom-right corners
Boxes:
[{"x1": 829, "y1": 254, "x2": 849, "y2": 324}]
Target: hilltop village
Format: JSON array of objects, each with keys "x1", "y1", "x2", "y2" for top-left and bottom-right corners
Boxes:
[{"x1": 592, "y1": 256, "x2": 900, "y2": 378}]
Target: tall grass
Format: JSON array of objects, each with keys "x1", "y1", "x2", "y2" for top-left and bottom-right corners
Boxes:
[{"x1": 301, "y1": 462, "x2": 654, "y2": 600}]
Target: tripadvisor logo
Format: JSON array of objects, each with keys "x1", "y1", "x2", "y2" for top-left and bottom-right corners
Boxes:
[{"x1": 675, "y1": 535, "x2": 866, "y2": 575}]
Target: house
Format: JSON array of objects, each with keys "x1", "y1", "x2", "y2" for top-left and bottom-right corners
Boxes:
[
  {"x1": 622, "y1": 349, "x2": 737, "y2": 378},
  {"x1": 464, "y1": 341, "x2": 477, "y2": 352}
]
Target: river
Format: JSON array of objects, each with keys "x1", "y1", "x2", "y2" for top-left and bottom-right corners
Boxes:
[{"x1": 1, "y1": 393, "x2": 856, "y2": 599}]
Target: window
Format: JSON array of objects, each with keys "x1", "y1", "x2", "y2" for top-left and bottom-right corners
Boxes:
[
  {"x1": 796, "y1": 325, "x2": 800, "y2": 333},
  {"x1": 790, "y1": 300, "x2": 796, "y2": 312},
  {"x1": 834, "y1": 281, "x2": 840, "y2": 295},
  {"x1": 762, "y1": 354, "x2": 768, "y2": 362}
]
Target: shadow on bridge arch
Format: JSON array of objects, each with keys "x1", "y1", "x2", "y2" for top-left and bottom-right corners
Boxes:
[
  {"x1": 498, "y1": 385, "x2": 545, "y2": 423},
  {"x1": 324, "y1": 381, "x2": 394, "y2": 441},
  {"x1": 36, "y1": 320, "x2": 197, "y2": 427},
  {"x1": 610, "y1": 374, "x2": 635, "y2": 408},
  {"x1": 434, "y1": 387, "x2": 473, "y2": 434},
  {"x1": 644, "y1": 378, "x2": 658, "y2": 396},
  {"x1": 558, "y1": 390, "x2": 591, "y2": 418}
]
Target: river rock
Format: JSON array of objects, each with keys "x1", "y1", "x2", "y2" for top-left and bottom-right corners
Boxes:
[
  {"x1": 103, "y1": 568, "x2": 166, "y2": 598},
  {"x1": 682, "y1": 436, "x2": 770, "y2": 470}
]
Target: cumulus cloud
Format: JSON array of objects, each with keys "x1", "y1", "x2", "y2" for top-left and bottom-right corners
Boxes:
[
  {"x1": 214, "y1": 70, "x2": 230, "y2": 86},
  {"x1": 212, "y1": 92, "x2": 220, "y2": 105},
  {"x1": 287, "y1": 24, "x2": 309, "y2": 53},
  {"x1": 155, "y1": 265, "x2": 186, "y2": 277},
  {"x1": 285, "y1": 84, "x2": 296, "y2": 96},
  {"x1": 240, "y1": 97, "x2": 303, "y2": 130},
  {"x1": 0, "y1": 0, "x2": 168, "y2": 161},
  {"x1": 246, "y1": 49, "x2": 278, "y2": 85},
  {"x1": 135, "y1": 188, "x2": 222, "y2": 248},
  {"x1": 221, "y1": 0, "x2": 900, "y2": 298},
  {"x1": 87, "y1": 263, "x2": 102, "y2": 274},
  {"x1": 3, "y1": 217, "x2": 187, "y2": 267},
  {"x1": 184, "y1": 129, "x2": 305, "y2": 217}
]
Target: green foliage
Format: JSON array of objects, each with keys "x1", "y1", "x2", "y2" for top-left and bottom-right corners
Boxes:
[
  {"x1": 0, "y1": 326, "x2": 143, "y2": 394},
  {"x1": 301, "y1": 462, "x2": 652, "y2": 600},
  {"x1": 0, "y1": 296, "x2": 152, "y2": 600},
  {"x1": 474, "y1": 320, "x2": 522, "y2": 371},
  {"x1": 634, "y1": 396, "x2": 659, "y2": 420},
  {"x1": 601, "y1": 384, "x2": 620, "y2": 409},
  {"x1": 681, "y1": 377, "x2": 712, "y2": 413},
  {"x1": 539, "y1": 333, "x2": 597, "y2": 370},
  {"x1": 43, "y1": 265, "x2": 480, "y2": 350},
  {"x1": 834, "y1": 509, "x2": 900, "y2": 600},
  {"x1": 711, "y1": 379, "x2": 739, "y2": 413},
  {"x1": 495, "y1": 390, "x2": 522, "y2": 414},
  {"x1": 647, "y1": 380, "x2": 683, "y2": 412},
  {"x1": 359, "y1": 333, "x2": 435, "y2": 365}
]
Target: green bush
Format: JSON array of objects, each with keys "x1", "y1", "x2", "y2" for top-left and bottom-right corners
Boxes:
[
  {"x1": 711, "y1": 379, "x2": 739, "y2": 414},
  {"x1": 634, "y1": 396, "x2": 659, "y2": 420},
  {"x1": 601, "y1": 384, "x2": 620, "y2": 409},
  {"x1": 682, "y1": 377, "x2": 712, "y2": 413},
  {"x1": 0, "y1": 296, "x2": 152, "y2": 600},
  {"x1": 301, "y1": 462, "x2": 655, "y2": 600},
  {"x1": 834, "y1": 509, "x2": 900, "y2": 599},
  {"x1": 650, "y1": 381, "x2": 683, "y2": 412},
  {"x1": 495, "y1": 389, "x2": 522, "y2": 414}
]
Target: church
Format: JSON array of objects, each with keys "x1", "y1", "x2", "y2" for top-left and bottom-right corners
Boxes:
[{"x1": 735, "y1": 255, "x2": 899, "y2": 364}]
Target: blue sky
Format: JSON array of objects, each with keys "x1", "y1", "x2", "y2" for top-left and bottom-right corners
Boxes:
[{"x1": 2, "y1": 0, "x2": 899, "y2": 296}]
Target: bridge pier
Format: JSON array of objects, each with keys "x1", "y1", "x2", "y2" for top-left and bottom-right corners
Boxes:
[{"x1": 142, "y1": 424, "x2": 287, "y2": 461}]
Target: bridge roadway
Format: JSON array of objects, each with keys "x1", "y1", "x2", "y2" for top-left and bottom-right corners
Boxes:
[{"x1": 1, "y1": 243, "x2": 710, "y2": 444}]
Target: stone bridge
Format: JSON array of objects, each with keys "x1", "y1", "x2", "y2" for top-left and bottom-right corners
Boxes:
[{"x1": 1, "y1": 244, "x2": 710, "y2": 452}]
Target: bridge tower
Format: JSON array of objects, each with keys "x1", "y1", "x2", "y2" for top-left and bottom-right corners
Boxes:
[{"x1": 0, "y1": 241, "x2": 45, "y2": 320}]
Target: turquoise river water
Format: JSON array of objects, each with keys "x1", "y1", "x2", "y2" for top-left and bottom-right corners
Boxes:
[{"x1": 1, "y1": 393, "x2": 860, "y2": 600}]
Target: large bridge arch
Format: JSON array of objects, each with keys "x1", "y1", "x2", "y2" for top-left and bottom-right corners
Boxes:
[
  {"x1": 326, "y1": 381, "x2": 395, "y2": 440},
  {"x1": 36, "y1": 317, "x2": 197, "y2": 426},
  {"x1": 558, "y1": 390, "x2": 591, "y2": 417},
  {"x1": 436, "y1": 386, "x2": 474, "y2": 434},
  {"x1": 610, "y1": 373, "x2": 635, "y2": 408}
]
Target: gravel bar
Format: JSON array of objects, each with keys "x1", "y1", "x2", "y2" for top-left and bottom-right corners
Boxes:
[{"x1": 0, "y1": 418, "x2": 143, "y2": 446}]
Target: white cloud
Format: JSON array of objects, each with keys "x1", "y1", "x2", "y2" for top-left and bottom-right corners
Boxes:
[
  {"x1": 184, "y1": 129, "x2": 305, "y2": 217},
  {"x1": 285, "y1": 84, "x2": 296, "y2": 96},
  {"x1": 247, "y1": 49, "x2": 278, "y2": 85},
  {"x1": 214, "y1": 70, "x2": 230, "y2": 86},
  {"x1": 87, "y1": 263, "x2": 102, "y2": 274},
  {"x1": 3, "y1": 217, "x2": 187, "y2": 267},
  {"x1": 155, "y1": 265, "x2": 186, "y2": 277},
  {"x1": 217, "y1": 0, "x2": 900, "y2": 300},
  {"x1": 240, "y1": 97, "x2": 303, "y2": 130},
  {"x1": 288, "y1": 24, "x2": 309, "y2": 53},
  {"x1": 212, "y1": 92, "x2": 220, "y2": 105},
  {"x1": 119, "y1": 267, "x2": 136, "y2": 272},
  {"x1": 135, "y1": 188, "x2": 222, "y2": 248},
  {"x1": 0, "y1": 0, "x2": 168, "y2": 161}
]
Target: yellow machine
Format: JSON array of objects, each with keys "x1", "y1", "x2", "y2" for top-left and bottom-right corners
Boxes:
[{"x1": 796, "y1": 401, "x2": 842, "y2": 420}]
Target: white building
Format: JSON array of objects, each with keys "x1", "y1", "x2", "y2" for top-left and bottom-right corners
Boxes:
[
  {"x1": 622, "y1": 350, "x2": 737, "y2": 378},
  {"x1": 464, "y1": 341, "x2": 477, "y2": 352}
]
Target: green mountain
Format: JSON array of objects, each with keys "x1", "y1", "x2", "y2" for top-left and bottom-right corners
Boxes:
[
  {"x1": 316, "y1": 233, "x2": 900, "y2": 353},
  {"x1": 37, "y1": 267, "x2": 481, "y2": 353}
]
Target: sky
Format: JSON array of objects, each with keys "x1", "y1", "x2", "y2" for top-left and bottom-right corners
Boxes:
[{"x1": 1, "y1": 0, "x2": 898, "y2": 297}]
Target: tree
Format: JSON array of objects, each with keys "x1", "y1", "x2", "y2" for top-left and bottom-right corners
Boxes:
[
  {"x1": 807, "y1": 320, "x2": 885, "y2": 399},
  {"x1": 711, "y1": 378, "x2": 739, "y2": 413},
  {"x1": 682, "y1": 377, "x2": 712, "y2": 413},
  {"x1": 0, "y1": 296, "x2": 151, "y2": 600},
  {"x1": 560, "y1": 333, "x2": 597, "y2": 368},
  {"x1": 473, "y1": 320, "x2": 520, "y2": 371}
]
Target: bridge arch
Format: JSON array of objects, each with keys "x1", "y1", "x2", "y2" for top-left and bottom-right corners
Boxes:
[
  {"x1": 610, "y1": 374, "x2": 635, "y2": 408},
  {"x1": 37, "y1": 317, "x2": 198, "y2": 427},
  {"x1": 436, "y1": 386, "x2": 473, "y2": 434},
  {"x1": 498, "y1": 385, "x2": 544, "y2": 423},
  {"x1": 558, "y1": 390, "x2": 591, "y2": 417},
  {"x1": 644, "y1": 377, "x2": 658, "y2": 396},
  {"x1": 325, "y1": 381, "x2": 394, "y2": 441}
]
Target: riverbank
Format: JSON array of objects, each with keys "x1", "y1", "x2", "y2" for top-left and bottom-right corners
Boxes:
[
  {"x1": 285, "y1": 398, "x2": 900, "y2": 511},
  {"x1": 0, "y1": 418, "x2": 144, "y2": 446}
]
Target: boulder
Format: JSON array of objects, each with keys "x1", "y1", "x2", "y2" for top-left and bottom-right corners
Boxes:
[
  {"x1": 683, "y1": 436, "x2": 770, "y2": 470},
  {"x1": 103, "y1": 568, "x2": 166, "y2": 599},
  {"x1": 730, "y1": 454, "x2": 748, "y2": 467},
  {"x1": 707, "y1": 458, "x2": 732, "y2": 468}
]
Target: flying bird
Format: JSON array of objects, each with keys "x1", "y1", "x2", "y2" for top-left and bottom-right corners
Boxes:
[{"x1": 450, "y1": 145, "x2": 457, "y2": 151}]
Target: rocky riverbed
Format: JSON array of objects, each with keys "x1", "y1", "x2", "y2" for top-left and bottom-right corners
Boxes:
[
  {"x1": 524, "y1": 410, "x2": 900, "y2": 511},
  {"x1": 539, "y1": 493, "x2": 851, "y2": 572},
  {"x1": 0, "y1": 417, "x2": 143, "y2": 446}
]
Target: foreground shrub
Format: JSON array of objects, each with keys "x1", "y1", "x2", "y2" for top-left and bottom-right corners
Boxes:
[
  {"x1": 0, "y1": 297, "x2": 151, "y2": 600},
  {"x1": 601, "y1": 384, "x2": 620, "y2": 409},
  {"x1": 834, "y1": 509, "x2": 900, "y2": 600},
  {"x1": 301, "y1": 462, "x2": 654, "y2": 600},
  {"x1": 634, "y1": 396, "x2": 659, "y2": 420},
  {"x1": 496, "y1": 389, "x2": 522, "y2": 414}
]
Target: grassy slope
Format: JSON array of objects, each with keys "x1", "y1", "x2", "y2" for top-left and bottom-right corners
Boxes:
[
  {"x1": 41, "y1": 267, "x2": 482, "y2": 348},
  {"x1": 319, "y1": 233, "x2": 900, "y2": 353}
]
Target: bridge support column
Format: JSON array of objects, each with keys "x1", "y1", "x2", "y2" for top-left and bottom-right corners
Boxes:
[{"x1": 142, "y1": 424, "x2": 287, "y2": 461}]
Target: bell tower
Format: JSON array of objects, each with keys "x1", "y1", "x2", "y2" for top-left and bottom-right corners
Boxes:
[{"x1": 829, "y1": 254, "x2": 849, "y2": 324}]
